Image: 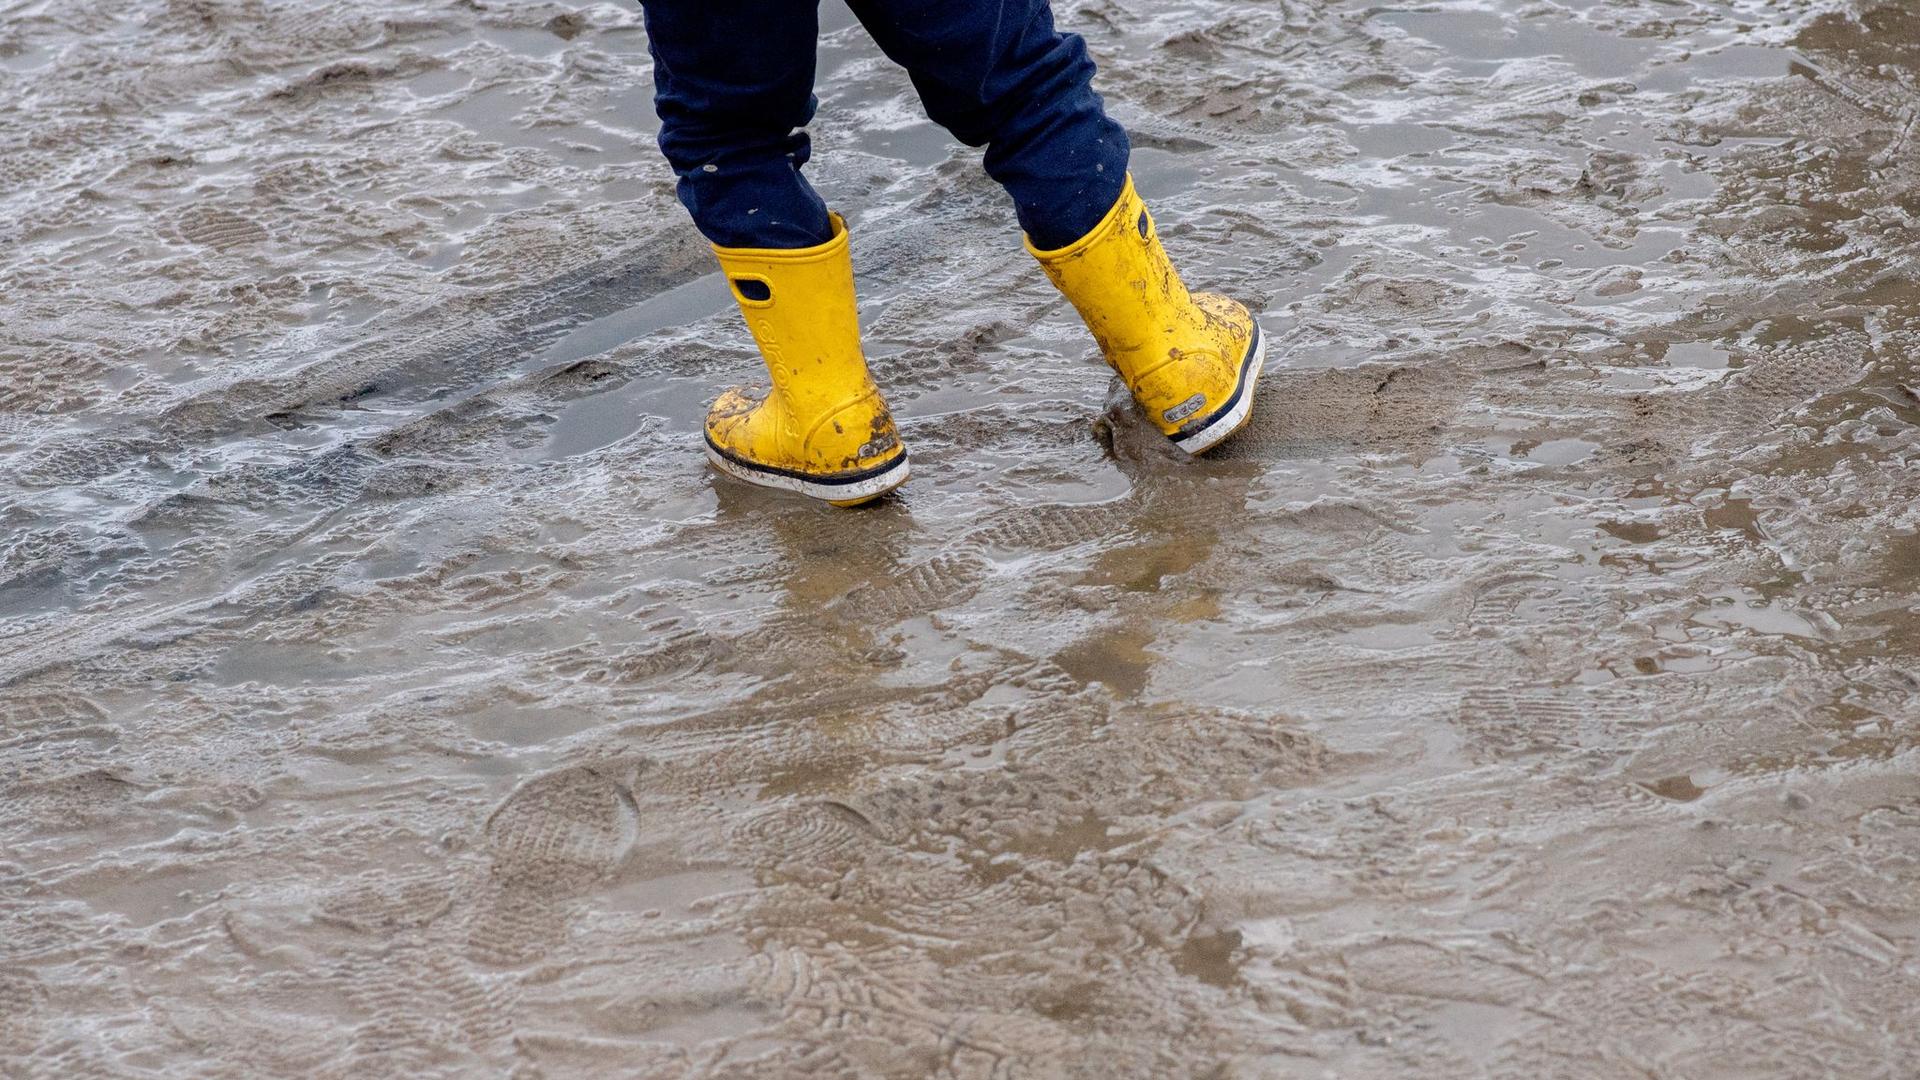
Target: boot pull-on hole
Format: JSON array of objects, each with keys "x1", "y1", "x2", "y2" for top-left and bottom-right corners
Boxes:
[
  {"x1": 1137, "y1": 210, "x2": 1151, "y2": 238},
  {"x1": 732, "y1": 277, "x2": 773, "y2": 304}
]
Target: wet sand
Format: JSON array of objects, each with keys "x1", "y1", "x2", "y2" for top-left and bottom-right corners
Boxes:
[{"x1": 3, "y1": 0, "x2": 1918, "y2": 1076}]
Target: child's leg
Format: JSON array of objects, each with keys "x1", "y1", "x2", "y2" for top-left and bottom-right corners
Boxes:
[
  {"x1": 842, "y1": 0, "x2": 1130, "y2": 250},
  {"x1": 639, "y1": 0, "x2": 834, "y2": 248},
  {"x1": 849, "y1": 0, "x2": 1265, "y2": 456},
  {"x1": 640, "y1": 0, "x2": 908, "y2": 505}
]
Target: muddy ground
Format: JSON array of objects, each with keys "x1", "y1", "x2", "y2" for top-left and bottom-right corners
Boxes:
[{"x1": 3, "y1": 0, "x2": 1919, "y2": 1076}]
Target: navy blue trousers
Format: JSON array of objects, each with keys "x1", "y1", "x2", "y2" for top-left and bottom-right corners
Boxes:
[{"x1": 638, "y1": 0, "x2": 1130, "y2": 250}]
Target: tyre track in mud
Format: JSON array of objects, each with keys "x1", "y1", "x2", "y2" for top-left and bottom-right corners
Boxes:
[{"x1": 13, "y1": 227, "x2": 709, "y2": 491}]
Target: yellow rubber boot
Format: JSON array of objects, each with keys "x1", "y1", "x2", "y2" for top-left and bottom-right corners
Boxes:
[
  {"x1": 704, "y1": 214, "x2": 908, "y2": 506},
  {"x1": 1028, "y1": 176, "x2": 1265, "y2": 454}
]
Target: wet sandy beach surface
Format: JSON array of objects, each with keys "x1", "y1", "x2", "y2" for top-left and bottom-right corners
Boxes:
[{"x1": 4, "y1": 0, "x2": 1919, "y2": 1075}]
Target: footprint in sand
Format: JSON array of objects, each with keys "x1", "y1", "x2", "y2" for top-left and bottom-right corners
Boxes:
[{"x1": 466, "y1": 763, "x2": 640, "y2": 966}]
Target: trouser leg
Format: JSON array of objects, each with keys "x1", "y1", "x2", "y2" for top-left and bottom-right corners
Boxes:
[
  {"x1": 845, "y1": 0, "x2": 1130, "y2": 249},
  {"x1": 639, "y1": 0, "x2": 834, "y2": 248}
]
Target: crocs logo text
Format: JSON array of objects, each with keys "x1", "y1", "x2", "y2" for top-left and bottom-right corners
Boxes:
[{"x1": 1163, "y1": 393, "x2": 1207, "y2": 424}]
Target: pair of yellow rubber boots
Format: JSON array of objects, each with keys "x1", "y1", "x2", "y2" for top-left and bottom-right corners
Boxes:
[{"x1": 703, "y1": 176, "x2": 1265, "y2": 506}]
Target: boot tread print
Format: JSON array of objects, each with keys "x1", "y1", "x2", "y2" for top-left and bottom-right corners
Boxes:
[
  {"x1": 704, "y1": 214, "x2": 908, "y2": 507},
  {"x1": 1029, "y1": 175, "x2": 1265, "y2": 454}
]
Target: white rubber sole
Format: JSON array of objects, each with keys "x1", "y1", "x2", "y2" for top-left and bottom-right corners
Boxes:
[
  {"x1": 704, "y1": 442, "x2": 910, "y2": 506},
  {"x1": 1173, "y1": 325, "x2": 1267, "y2": 456}
]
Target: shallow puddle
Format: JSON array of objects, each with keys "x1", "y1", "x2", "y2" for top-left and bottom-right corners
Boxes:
[{"x1": 3, "y1": 0, "x2": 1918, "y2": 1076}]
